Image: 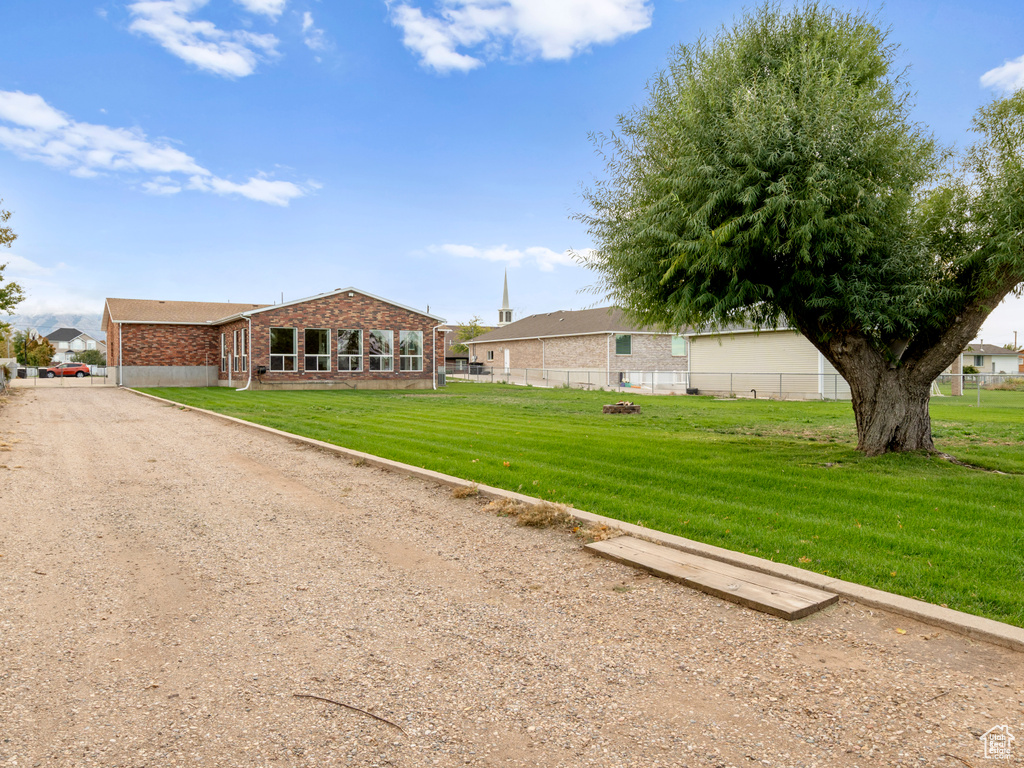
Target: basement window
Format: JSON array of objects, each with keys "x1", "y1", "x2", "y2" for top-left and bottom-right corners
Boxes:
[
  {"x1": 304, "y1": 329, "x2": 330, "y2": 372},
  {"x1": 269, "y1": 327, "x2": 297, "y2": 371},
  {"x1": 615, "y1": 334, "x2": 632, "y2": 355},
  {"x1": 369, "y1": 330, "x2": 393, "y2": 371},
  {"x1": 399, "y1": 331, "x2": 423, "y2": 372},
  {"x1": 338, "y1": 329, "x2": 362, "y2": 371}
]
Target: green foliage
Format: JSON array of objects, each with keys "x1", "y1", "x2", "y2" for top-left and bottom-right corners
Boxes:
[
  {"x1": 0, "y1": 201, "x2": 26, "y2": 321},
  {"x1": 13, "y1": 330, "x2": 56, "y2": 367},
  {"x1": 579, "y1": 1, "x2": 1023, "y2": 358},
  {"x1": 449, "y1": 315, "x2": 488, "y2": 354},
  {"x1": 142, "y1": 383, "x2": 1024, "y2": 627},
  {"x1": 72, "y1": 349, "x2": 106, "y2": 366},
  {"x1": 962, "y1": 365, "x2": 979, "y2": 375}
]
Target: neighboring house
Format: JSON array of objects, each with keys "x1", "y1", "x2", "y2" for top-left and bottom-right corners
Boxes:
[
  {"x1": 464, "y1": 306, "x2": 689, "y2": 388},
  {"x1": 685, "y1": 327, "x2": 852, "y2": 400},
  {"x1": 957, "y1": 342, "x2": 1020, "y2": 374},
  {"x1": 45, "y1": 327, "x2": 107, "y2": 363},
  {"x1": 102, "y1": 288, "x2": 445, "y2": 389},
  {"x1": 441, "y1": 323, "x2": 496, "y2": 371}
]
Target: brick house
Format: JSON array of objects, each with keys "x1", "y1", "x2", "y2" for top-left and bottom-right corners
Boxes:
[
  {"x1": 464, "y1": 306, "x2": 689, "y2": 388},
  {"x1": 102, "y1": 288, "x2": 446, "y2": 389}
]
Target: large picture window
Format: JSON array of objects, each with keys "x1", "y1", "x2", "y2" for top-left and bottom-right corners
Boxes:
[
  {"x1": 369, "y1": 330, "x2": 393, "y2": 371},
  {"x1": 270, "y1": 327, "x2": 297, "y2": 371},
  {"x1": 615, "y1": 334, "x2": 632, "y2": 355},
  {"x1": 338, "y1": 329, "x2": 362, "y2": 371},
  {"x1": 304, "y1": 329, "x2": 330, "y2": 371},
  {"x1": 399, "y1": 331, "x2": 423, "y2": 372}
]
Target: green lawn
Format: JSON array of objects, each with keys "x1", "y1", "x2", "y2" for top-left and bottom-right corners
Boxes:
[{"x1": 142, "y1": 383, "x2": 1024, "y2": 627}]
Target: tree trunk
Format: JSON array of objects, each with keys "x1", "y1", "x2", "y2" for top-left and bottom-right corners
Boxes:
[{"x1": 847, "y1": 360, "x2": 934, "y2": 456}]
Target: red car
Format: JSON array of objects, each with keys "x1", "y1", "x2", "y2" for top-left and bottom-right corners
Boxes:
[{"x1": 42, "y1": 362, "x2": 91, "y2": 378}]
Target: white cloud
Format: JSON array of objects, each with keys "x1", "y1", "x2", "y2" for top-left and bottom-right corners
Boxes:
[
  {"x1": 428, "y1": 243, "x2": 586, "y2": 271},
  {"x1": 301, "y1": 11, "x2": 327, "y2": 52},
  {"x1": 0, "y1": 253, "x2": 101, "y2": 315},
  {"x1": 187, "y1": 173, "x2": 305, "y2": 205},
  {"x1": 127, "y1": 0, "x2": 280, "y2": 78},
  {"x1": 391, "y1": 0, "x2": 652, "y2": 73},
  {"x1": 0, "y1": 89, "x2": 310, "y2": 206},
  {"x1": 981, "y1": 54, "x2": 1024, "y2": 92},
  {"x1": 235, "y1": 0, "x2": 287, "y2": 18}
]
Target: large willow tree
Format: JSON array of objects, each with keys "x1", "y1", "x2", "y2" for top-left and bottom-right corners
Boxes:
[{"x1": 579, "y1": 3, "x2": 1024, "y2": 456}]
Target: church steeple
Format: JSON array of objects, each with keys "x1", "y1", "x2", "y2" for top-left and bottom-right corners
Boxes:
[{"x1": 498, "y1": 271, "x2": 513, "y2": 326}]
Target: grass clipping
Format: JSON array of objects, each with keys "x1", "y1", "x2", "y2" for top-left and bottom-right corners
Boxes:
[{"x1": 483, "y1": 497, "x2": 622, "y2": 542}]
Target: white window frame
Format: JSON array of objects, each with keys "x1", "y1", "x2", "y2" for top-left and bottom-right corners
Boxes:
[
  {"x1": 304, "y1": 328, "x2": 331, "y2": 372},
  {"x1": 221, "y1": 333, "x2": 227, "y2": 372},
  {"x1": 337, "y1": 329, "x2": 362, "y2": 371},
  {"x1": 369, "y1": 330, "x2": 393, "y2": 372},
  {"x1": 269, "y1": 327, "x2": 298, "y2": 372},
  {"x1": 240, "y1": 328, "x2": 247, "y2": 373},
  {"x1": 399, "y1": 330, "x2": 423, "y2": 372},
  {"x1": 615, "y1": 334, "x2": 632, "y2": 356},
  {"x1": 486, "y1": 350, "x2": 494, "y2": 361},
  {"x1": 233, "y1": 329, "x2": 240, "y2": 373}
]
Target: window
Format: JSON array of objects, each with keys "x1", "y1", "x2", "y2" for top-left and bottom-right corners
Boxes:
[
  {"x1": 304, "y1": 329, "x2": 330, "y2": 371},
  {"x1": 974, "y1": 355, "x2": 984, "y2": 367},
  {"x1": 270, "y1": 327, "x2": 297, "y2": 371},
  {"x1": 71, "y1": 339, "x2": 85, "y2": 351},
  {"x1": 233, "y1": 330, "x2": 240, "y2": 372},
  {"x1": 338, "y1": 329, "x2": 362, "y2": 371},
  {"x1": 240, "y1": 328, "x2": 247, "y2": 372},
  {"x1": 671, "y1": 335, "x2": 688, "y2": 356},
  {"x1": 400, "y1": 331, "x2": 423, "y2": 372},
  {"x1": 220, "y1": 334, "x2": 227, "y2": 372},
  {"x1": 486, "y1": 350, "x2": 494, "y2": 361},
  {"x1": 369, "y1": 330, "x2": 393, "y2": 371},
  {"x1": 86, "y1": 340, "x2": 96, "y2": 350},
  {"x1": 615, "y1": 334, "x2": 632, "y2": 355}
]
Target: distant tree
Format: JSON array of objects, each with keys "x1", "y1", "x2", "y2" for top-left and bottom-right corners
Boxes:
[
  {"x1": 14, "y1": 330, "x2": 56, "y2": 367},
  {"x1": 0, "y1": 201, "x2": 26, "y2": 341},
  {"x1": 72, "y1": 349, "x2": 106, "y2": 366},
  {"x1": 578, "y1": 2, "x2": 1024, "y2": 456},
  {"x1": 450, "y1": 316, "x2": 489, "y2": 354}
]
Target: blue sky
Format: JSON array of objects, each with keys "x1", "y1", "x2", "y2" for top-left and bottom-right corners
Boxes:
[{"x1": 2, "y1": 0, "x2": 1023, "y2": 344}]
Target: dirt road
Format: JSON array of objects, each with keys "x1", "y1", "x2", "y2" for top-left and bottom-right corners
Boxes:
[{"x1": 0, "y1": 387, "x2": 1021, "y2": 767}]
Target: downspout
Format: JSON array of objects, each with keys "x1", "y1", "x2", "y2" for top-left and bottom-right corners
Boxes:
[
  {"x1": 236, "y1": 316, "x2": 254, "y2": 391},
  {"x1": 432, "y1": 324, "x2": 446, "y2": 390}
]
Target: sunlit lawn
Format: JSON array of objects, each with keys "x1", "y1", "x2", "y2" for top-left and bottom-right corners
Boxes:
[{"x1": 143, "y1": 382, "x2": 1024, "y2": 627}]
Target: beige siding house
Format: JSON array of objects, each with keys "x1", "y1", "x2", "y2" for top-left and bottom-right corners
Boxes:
[{"x1": 686, "y1": 328, "x2": 852, "y2": 400}]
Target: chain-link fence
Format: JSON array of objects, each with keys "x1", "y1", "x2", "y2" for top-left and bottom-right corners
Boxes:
[{"x1": 447, "y1": 367, "x2": 1024, "y2": 401}]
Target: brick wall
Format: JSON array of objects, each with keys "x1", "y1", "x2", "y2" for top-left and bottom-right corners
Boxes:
[
  {"x1": 231, "y1": 292, "x2": 441, "y2": 385},
  {"x1": 108, "y1": 323, "x2": 219, "y2": 367},
  {"x1": 467, "y1": 333, "x2": 687, "y2": 371}
]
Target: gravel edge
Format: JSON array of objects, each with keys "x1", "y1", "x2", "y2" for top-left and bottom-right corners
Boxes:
[{"x1": 126, "y1": 387, "x2": 1024, "y2": 653}]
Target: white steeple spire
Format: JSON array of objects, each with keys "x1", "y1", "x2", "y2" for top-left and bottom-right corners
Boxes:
[{"x1": 498, "y1": 271, "x2": 513, "y2": 326}]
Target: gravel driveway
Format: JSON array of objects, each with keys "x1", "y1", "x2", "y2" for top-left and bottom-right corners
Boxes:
[{"x1": 1, "y1": 387, "x2": 1021, "y2": 767}]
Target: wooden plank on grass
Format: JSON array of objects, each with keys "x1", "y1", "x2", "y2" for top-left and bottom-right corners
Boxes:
[{"x1": 586, "y1": 536, "x2": 838, "y2": 620}]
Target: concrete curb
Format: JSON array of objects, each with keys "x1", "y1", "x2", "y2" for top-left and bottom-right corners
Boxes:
[{"x1": 127, "y1": 387, "x2": 1024, "y2": 653}]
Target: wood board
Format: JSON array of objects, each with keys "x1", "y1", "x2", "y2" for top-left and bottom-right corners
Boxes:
[{"x1": 586, "y1": 536, "x2": 838, "y2": 620}]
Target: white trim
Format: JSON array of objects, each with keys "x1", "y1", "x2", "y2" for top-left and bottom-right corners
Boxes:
[
  {"x1": 269, "y1": 326, "x2": 298, "y2": 372},
  {"x1": 685, "y1": 325, "x2": 797, "y2": 339},
  {"x1": 303, "y1": 328, "x2": 331, "y2": 373}
]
